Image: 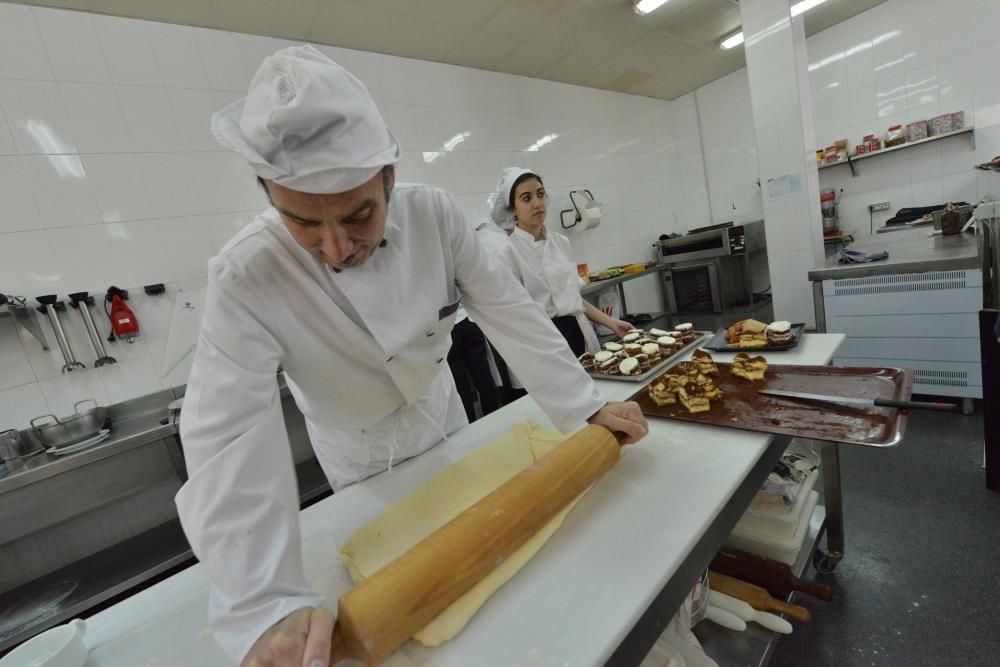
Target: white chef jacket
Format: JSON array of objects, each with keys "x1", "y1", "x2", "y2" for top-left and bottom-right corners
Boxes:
[
  {"x1": 175, "y1": 184, "x2": 605, "y2": 663},
  {"x1": 497, "y1": 226, "x2": 584, "y2": 318}
]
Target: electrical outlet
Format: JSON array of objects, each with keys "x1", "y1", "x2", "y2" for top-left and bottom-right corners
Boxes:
[{"x1": 868, "y1": 201, "x2": 891, "y2": 212}]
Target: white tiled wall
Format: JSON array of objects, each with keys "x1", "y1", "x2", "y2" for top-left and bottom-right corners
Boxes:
[
  {"x1": 809, "y1": 0, "x2": 1000, "y2": 241},
  {"x1": 697, "y1": 0, "x2": 1000, "y2": 246},
  {"x1": 695, "y1": 69, "x2": 765, "y2": 225},
  {"x1": 0, "y1": 3, "x2": 687, "y2": 429}
]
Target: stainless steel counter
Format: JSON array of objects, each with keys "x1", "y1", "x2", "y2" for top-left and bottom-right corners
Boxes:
[
  {"x1": 0, "y1": 394, "x2": 177, "y2": 494},
  {"x1": 580, "y1": 264, "x2": 665, "y2": 295},
  {"x1": 0, "y1": 382, "x2": 332, "y2": 653},
  {"x1": 807, "y1": 228, "x2": 981, "y2": 282}
]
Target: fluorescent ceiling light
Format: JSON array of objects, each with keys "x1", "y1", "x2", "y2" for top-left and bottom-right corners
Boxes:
[
  {"x1": 719, "y1": 0, "x2": 830, "y2": 49},
  {"x1": 720, "y1": 31, "x2": 744, "y2": 49},
  {"x1": 634, "y1": 0, "x2": 671, "y2": 16},
  {"x1": 790, "y1": 0, "x2": 829, "y2": 17}
]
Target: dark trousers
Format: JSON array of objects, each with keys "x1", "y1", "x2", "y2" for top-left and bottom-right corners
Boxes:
[
  {"x1": 489, "y1": 342, "x2": 528, "y2": 406},
  {"x1": 447, "y1": 319, "x2": 500, "y2": 422},
  {"x1": 552, "y1": 314, "x2": 586, "y2": 357}
]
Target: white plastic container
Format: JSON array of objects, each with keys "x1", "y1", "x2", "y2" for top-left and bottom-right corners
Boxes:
[
  {"x1": 725, "y1": 490, "x2": 819, "y2": 565},
  {"x1": 0, "y1": 619, "x2": 88, "y2": 667},
  {"x1": 737, "y1": 469, "x2": 819, "y2": 540}
]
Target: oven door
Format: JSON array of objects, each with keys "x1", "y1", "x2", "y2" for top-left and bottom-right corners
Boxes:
[{"x1": 664, "y1": 262, "x2": 722, "y2": 314}]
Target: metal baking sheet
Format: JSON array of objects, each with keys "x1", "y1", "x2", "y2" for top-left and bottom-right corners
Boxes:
[
  {"x1": 587, "y1": 332, "x2": 710, "y2": 383},
  {"x1": 700, "y1": 323, "x2": 806, "y2": 352},
  {"x1": 627, "y1": 363, "x2": 914, "y2": 447}
]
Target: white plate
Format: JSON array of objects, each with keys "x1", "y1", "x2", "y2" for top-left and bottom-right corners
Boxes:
[{"x1": 46, "y1": 430, "x2": 110, "y2": 457}]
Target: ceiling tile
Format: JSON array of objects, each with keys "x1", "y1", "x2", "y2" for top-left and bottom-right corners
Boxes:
[
  {"x1": 604, "y1": 68, "x2": 653, "y2": 93},
  {"x1": 414, "y1": 0, "x2": 506, "y2": 29},
  {"x1": 479, "y1": 0, "x2": 574, "y2": 44},
  {"x1": 93, "y1": 0, "x2": 213, "y2": 27},
  {"x1": 536, "y1": 2, "x2": 647, "y2": 61},
  {"x1": 13, "y1": 0, "x2": 881, "y2": 106},
  {"x1": 208, "y1": 0, "x2": 323, "y2": 40},
  {"x1": 537, "y1": 54, "x2": 628, "y2": 89},
  {"x1": 443, "y1": 29, "x2": 518, "y2": 71},
  {"x1": 306, "y1": 1, "x2": 391, "y2": 52},
  {"x1": 355, "y1": 0, "x2": 423, "y2": 12},
  {"x1": 309, "y1": 0, "x2": 461, "y2": 62},
  {"x1": 495, "y1": 43, "x2": 570, "y2": 78},
  {"x1": 627, "y1": 74, "x2": 689, "y2": 100},
  {"x1": 609, "y1": 29, "x2": 703, "y2": 74},
  {"x1": 657, "y1": 0, "x2": 741, "y2": 47}
]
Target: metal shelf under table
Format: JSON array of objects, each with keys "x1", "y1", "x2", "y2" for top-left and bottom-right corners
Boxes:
[{"x1": 692, "y1": 505, "x2": 828, "y2": 666}]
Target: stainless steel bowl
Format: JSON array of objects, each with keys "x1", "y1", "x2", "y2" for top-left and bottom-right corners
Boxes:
[
  {"x1": 30, "y1": 399, "x2": 109, "y2": 449},
  {"x1": 1, "y1": 428, "x2": 44, "y2": 462}
]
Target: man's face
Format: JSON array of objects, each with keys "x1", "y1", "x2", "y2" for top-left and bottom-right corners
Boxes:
[{"x1": 265, "y1": 169, "x2": 394, "y2": 270}]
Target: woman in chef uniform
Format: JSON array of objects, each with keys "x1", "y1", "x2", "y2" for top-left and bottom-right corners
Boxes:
[
  {"x1": 492, "y1": 168, "x2": 632, "y2": 356},
  {"x1": 175, "y1": 46, "x2": 647, "y2": 667}
]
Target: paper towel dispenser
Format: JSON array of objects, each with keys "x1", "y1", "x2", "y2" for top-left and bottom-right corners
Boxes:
[{"x1": 559, "y1": 189, "x2": 602, "y2": 231}]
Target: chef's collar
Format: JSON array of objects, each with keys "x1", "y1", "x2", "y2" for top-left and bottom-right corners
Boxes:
[{"x1": 511, "y1": 225, "x2": 546, "y2": 243}]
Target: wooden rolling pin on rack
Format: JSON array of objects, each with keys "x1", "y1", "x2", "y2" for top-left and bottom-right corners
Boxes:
[
  {"x1": 711, "y1": 547, "x2": 833, "y2": 602},
  {"x1": 329, "y1": 425, "x2": 624, "y2": 666},
  {"x1": 709, "y1": 571, "x2": 812, "y2": 623}
]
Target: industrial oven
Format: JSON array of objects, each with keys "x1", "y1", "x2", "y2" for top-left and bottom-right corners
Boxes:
[{"x1": 656, "y1": 221, "x2": 769, "y2": 315}]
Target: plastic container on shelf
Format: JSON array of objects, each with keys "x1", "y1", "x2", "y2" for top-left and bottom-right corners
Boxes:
[
  {"x1": 738, "y1": 469, "x2": 819, "y2": 540},
  {"x1": 929, "y1": 113, "x2": 953, "y2": 137},
  {"x1": 725, "y1": 490, "x2": 820, "y2": 566},
  {"x1": 906, "y1": 120, "x2": 928, "y2": 142},
  {"x1": 884, "y1": 124, "x2": 906, "y2": 147},
  {"x1": 951, "y1": 111, "x2": 965, "y2": 131}
]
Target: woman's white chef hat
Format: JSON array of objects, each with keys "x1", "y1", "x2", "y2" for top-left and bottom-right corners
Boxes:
[
  {"x1": 211, "y1": 44, "x2": 399, "y2": 194},
  {"x1": 487, "y1": 167, "x2": 535, "y2": 230}
]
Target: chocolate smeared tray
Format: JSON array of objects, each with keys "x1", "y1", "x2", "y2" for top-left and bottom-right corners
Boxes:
[{"x1": 628, "y1": 363, "x2": 915, "y2": 447}]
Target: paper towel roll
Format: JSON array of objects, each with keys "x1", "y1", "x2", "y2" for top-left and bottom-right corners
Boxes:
[{"x1": 577, "y1": 205, "x2": 601, "y2": 231}]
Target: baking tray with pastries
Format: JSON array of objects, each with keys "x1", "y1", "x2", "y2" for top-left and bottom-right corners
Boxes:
[
  {"x1": 701, "y1": 319, "x2": 806, "y2": 352},
  {"x1": 577, "y1": 323, "x2": 710, "y2": 382},
  {"x1": 628, "y1": 349, "x2": 916, "y2": 447}
]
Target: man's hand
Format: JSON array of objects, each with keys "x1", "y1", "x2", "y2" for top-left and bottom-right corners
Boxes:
[
  {"x1": 609, "y1": 319, "x2": 633, "y2": 338},
  {"x1": 588, "y1": 401, "x2": 648, "y2": 444},
  {"x1": 241, "y1": 607, "x2": 335, "y2": 667}
]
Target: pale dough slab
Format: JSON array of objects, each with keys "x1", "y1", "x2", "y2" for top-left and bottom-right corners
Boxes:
[{"x1": 339, "y1": 420, "x2": 589, "y2": 646}]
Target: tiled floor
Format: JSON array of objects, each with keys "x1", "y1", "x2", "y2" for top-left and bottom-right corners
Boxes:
[{"x1": 770, "y1": 407, "x2": 999, "y2": 666}]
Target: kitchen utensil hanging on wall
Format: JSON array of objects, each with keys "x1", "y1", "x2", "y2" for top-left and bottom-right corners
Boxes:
[
  {"x1": 35, "y1": 295, "x2": 85, "y2": 373},
  {"x1": 104, "y1": 286, "x2": 140, "y2": 343},
  {"x1": 68, "y1": 292, "x2": 116, "y2": 367}
]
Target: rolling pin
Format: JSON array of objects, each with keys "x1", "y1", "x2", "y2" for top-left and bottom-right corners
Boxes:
[
  {"x1": 708, "y1": 571, "x2": 812, "y2": 623},
  {"x1": 711, "y1": 547, "x2": 833, "y2": 602},
  {"x1": 329, "y1": 424, "x2": 623, "y2": 666}
]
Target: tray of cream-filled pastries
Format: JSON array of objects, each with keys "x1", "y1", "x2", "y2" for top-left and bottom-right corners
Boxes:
[{"x1": 578, "y1": 323, "x2": 710, "y2": 382}]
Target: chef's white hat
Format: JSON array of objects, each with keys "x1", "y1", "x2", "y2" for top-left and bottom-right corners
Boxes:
[
  {"x1": 487, "y1": 167, "x2": 535, "y2": 230},
  {"x1": 211, "y1": 44, "x2": 399, "y2": 194}
]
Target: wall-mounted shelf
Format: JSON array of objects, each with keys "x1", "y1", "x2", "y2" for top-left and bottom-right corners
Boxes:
[{"x1": 818, "y1": 126, "x2": 975, "y2": 176}]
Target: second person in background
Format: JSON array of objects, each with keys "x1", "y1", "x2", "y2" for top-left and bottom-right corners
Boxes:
[{"x1": 491, "y1": 167, "x2": 632, "y2": 357}]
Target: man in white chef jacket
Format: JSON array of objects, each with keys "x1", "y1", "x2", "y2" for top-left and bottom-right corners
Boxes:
[{"x1": 175, "y1": 45, "x2": 648, "y2": 667}]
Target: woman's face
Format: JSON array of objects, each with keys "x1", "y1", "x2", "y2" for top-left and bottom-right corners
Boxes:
[{"x1": 511, "y1": 178, "x2": 547, "y2": 226}]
